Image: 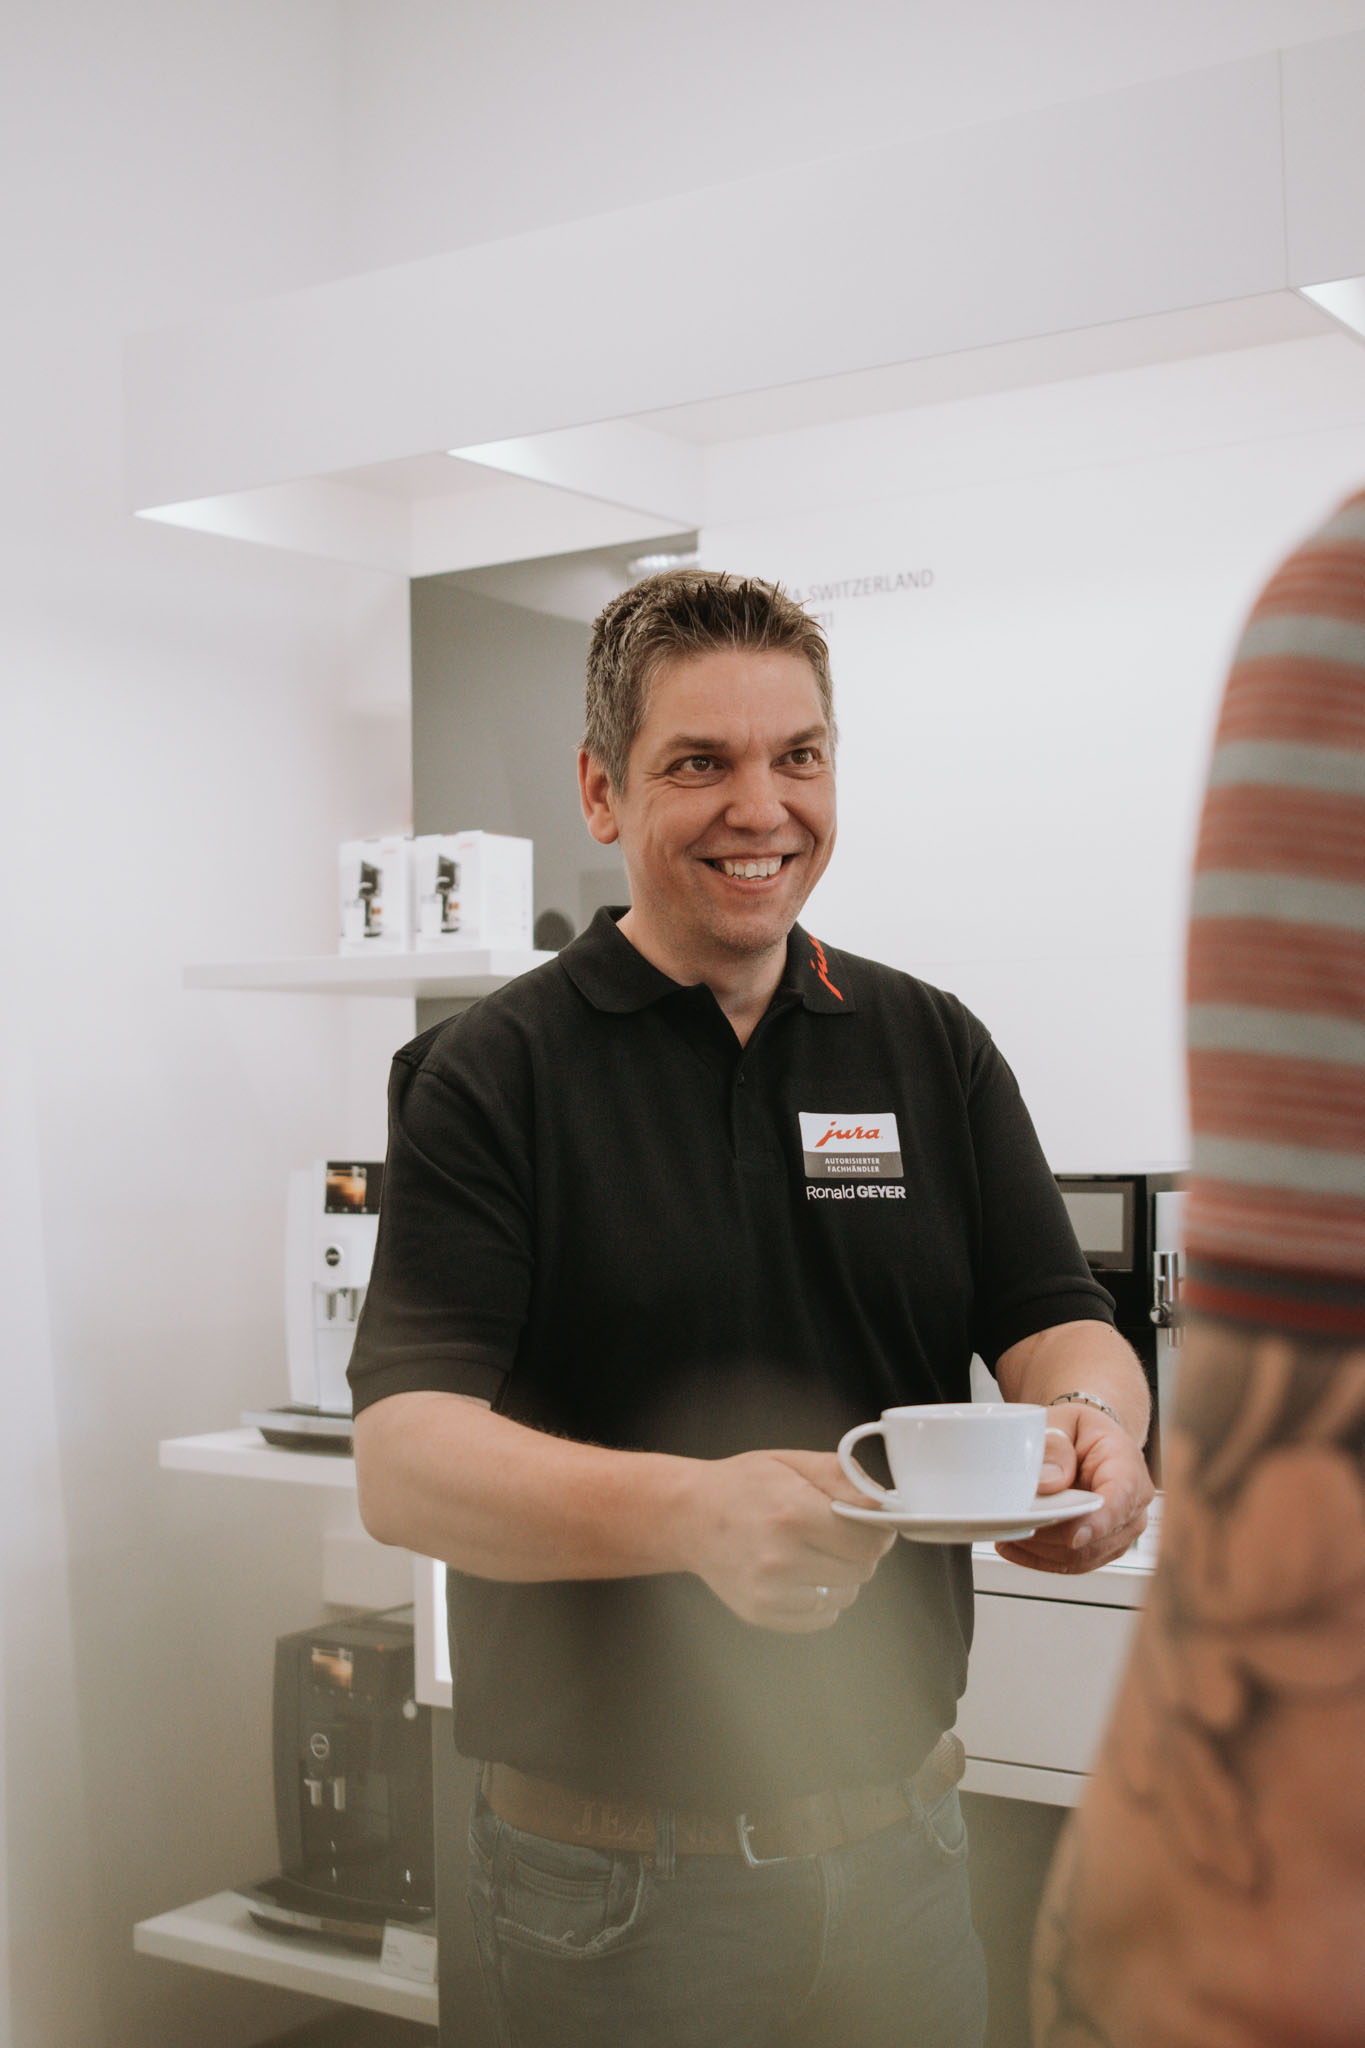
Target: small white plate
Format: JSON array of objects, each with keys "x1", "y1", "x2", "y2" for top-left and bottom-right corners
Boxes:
[{"x1": 831, "y1": 1487, "x2": 1105, "y2": 1544}]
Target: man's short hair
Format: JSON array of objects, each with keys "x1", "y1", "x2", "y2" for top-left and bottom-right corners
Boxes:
[{"x1": 584, "y1": 568, "x2": 835, "y2": 790}]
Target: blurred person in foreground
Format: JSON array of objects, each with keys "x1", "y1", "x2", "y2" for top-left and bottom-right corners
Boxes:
[
  {"x1": 1032, "y1": 485, "x2": 1365, "y2": 2047},
  {"x1": 347, "y1": 569, "x2": 1153, "y2": 2048}
]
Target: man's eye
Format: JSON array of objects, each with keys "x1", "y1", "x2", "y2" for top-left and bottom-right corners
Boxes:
[
  {"x1": 786, "y1": 748, "x2": 818, "y2": 767},
  {"x1": 677, "y1": 756, "x2": 715, "y2": 774}
]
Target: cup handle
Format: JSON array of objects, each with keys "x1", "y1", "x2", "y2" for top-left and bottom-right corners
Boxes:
[{"x1": 837, "y1": 1421, "x2": 890, "y2": 1501}]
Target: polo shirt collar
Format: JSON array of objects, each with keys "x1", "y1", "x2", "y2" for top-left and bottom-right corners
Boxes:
[
  {"x1": 787, "y1": 926, "x2": 855, "y2": 1012},
  {"x1": 559, "y1": 908, "x2": 677, "y2": 1013},
  {"x1": 560, "y1": 908, "x2": 855, "y2": 1015}
]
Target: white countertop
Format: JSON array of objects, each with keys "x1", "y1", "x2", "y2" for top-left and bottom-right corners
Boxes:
[{"x1": 971, "y1": 1528, "x2": 1155, "y2": 1607}]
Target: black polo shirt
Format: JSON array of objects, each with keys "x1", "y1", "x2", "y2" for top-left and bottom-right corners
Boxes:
[{"x1": 349, "y1": 909, "x2": 1113, "y2": 1807}]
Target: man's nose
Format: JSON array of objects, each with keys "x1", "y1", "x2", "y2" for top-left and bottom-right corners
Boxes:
[{"x1": 724, "y1": 767, "x2": 787, "y2": 833}]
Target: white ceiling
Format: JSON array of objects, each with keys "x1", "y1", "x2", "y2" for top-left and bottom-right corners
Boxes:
[
  {"x1": 339, "y1": 1, "x2": 1365, "y2": 272},
  {"x1": 327, "y1": 291, "x2": 1337, "y2": 508},
  {"x1": 330, "y1": 453, "x2": 498, "y2": 501},
  {"x1": 626, "y1": 294, "x2": 1332, "y2": 444},
  {"x1": 329, "y1": 0, "x2": 1365, "y2": 481},
  {"x1": 129, "y1": 11, "x2": 1365, "y2": 574}
]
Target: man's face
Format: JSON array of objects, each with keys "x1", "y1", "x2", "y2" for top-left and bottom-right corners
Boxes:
[{"x1": 579, "y1": 644, "x2": 837, "y2": 981}]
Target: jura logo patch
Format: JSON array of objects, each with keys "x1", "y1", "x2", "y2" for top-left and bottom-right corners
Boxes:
[{"x1": 798, "y1": 1112, "x2": 903, "y2": 1180}]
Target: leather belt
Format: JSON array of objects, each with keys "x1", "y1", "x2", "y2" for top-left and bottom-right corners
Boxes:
[{"x1": 481, "y1": 1730, "x2": 966, "y2": 1864}]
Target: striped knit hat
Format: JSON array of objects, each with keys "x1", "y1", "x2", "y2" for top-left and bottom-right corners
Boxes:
[{"x1": 1185, "y1": 487, "x2": 1365, "y2": 1335}]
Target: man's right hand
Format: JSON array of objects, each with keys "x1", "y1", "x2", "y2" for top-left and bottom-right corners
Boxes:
[{"x1": 673, "y1": 1448, "x2": 898, "y2": 1633}]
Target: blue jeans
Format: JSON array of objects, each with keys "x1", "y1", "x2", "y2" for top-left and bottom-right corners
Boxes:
[{"x1": 467, "y1": 1781, "x2": 988, "y2": 2048}]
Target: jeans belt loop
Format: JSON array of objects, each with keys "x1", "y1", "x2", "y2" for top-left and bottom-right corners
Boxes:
[
  {"x1": 653, "y1": 1805, "x2": 677, "y2": 1880},
  {"x1": 736, "y1": 1813, "x2": 791, "y2": 1868}
]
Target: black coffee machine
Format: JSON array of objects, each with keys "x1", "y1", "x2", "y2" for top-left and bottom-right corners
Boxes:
[
  {"x1": 237, "y1": 1607, "x2": 434, "y2": 1951},
  {"x1": 1055, "y1": 1171, "x2": 1185, "y2": 1484}
]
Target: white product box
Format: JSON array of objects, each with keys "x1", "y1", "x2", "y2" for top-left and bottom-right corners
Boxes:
[
  {"x1": 414, "y1": 832, "x2": 533, "y2": 950},
  {"x1": 338, "y1": 835, "x2": 415, "y2": 954}
]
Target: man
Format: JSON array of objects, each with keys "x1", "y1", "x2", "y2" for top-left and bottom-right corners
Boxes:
[
  {"x1": 1031, "y1": 488, "x2": 1365, "y2": 2047},
  {"x1": 349, "y1": 570, "x2": 1152, "y2": 2048}
]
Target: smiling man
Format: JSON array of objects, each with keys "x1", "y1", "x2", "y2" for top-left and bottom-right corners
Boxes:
[
  {"x1": 577, "y1": 637, "x2": 837, "y2": 1039},
  {"x1": 348, "y1": 570, "x2": 1151, "y2": 2048}
]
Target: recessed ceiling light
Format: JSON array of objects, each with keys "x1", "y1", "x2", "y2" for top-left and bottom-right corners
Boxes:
[{"x1": 624, "y1": 550, "x2": 701, "y2": 578}]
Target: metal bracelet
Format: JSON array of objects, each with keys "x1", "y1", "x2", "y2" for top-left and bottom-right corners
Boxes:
[{"x1": 1047, "y1": 1390, "x2": 1127, "y2": 1432}]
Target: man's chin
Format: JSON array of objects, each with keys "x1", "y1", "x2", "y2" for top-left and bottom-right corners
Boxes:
[{"x1": 704, "y1": 902, "x2": 802, "y2": 960}]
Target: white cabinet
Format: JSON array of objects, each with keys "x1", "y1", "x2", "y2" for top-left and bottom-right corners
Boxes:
[{"x1": 960, "y1": 1544, "x2": 1151, "y2": 1806}]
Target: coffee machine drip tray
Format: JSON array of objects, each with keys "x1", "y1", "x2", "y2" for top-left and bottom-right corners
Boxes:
[
  {"x1": 241, "y1": 1404, "x2": 353, "y2": 1453},
  {"x1": 235, "y1": 1873, "x2": 434, "y2": 1952}
]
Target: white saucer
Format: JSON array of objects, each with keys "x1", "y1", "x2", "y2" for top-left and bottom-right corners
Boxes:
[{"x1": 831, "y1": 1487, "x2": 1105, "y2": 1544}]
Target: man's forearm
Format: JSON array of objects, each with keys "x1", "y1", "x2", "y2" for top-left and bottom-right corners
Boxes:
[
  {"x1": 352, "y1": 1389, "x2": 898, "y2": 1632},
  {"x1": 353, "y1": 1390, "x2": 698, "y2": 1580},
  {"x1": 995, "y1": 1318, "x2": 1151, "y2": 1442}
]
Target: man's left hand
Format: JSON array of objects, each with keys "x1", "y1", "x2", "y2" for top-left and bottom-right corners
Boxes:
[{"x1": 994, "y1": 1401, "x2": 1152, "y2": 1573}]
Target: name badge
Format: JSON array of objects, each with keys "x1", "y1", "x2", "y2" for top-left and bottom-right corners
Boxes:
[{"x1": 799, "y1": 1112, "x2": 903, "y2": 1180}]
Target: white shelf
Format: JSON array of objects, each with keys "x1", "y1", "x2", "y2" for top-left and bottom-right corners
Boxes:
[
  {"x1": 183, "y1": 949, "x2": 552, "y2": 998},
  {"x1": 159, "y1": 1428, "x2": 357, "y2": 1488},
  {"x1": 134, "y1": 1889, "x2": 437, "y2": 2024}
]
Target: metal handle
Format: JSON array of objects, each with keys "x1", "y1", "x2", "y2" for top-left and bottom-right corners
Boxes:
[{"x1": 1150, "y1": 1251, "x2": 1182, "y2": 1342}]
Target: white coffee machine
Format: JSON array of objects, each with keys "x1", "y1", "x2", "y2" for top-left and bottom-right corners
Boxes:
[{"x1": 243, "y1": 1160, "x2": 383, "y2": 1450}]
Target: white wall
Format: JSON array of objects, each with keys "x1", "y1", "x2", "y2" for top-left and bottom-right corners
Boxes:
[
  {"x1": 0, "y1": 6, "x2": 410, "y2": 2045},
  {"x1": 702, "y1": 336, "x2": 1365, "y2": 1170}
]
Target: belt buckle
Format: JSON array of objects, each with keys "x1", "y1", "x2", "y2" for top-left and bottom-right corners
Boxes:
[{"x1": 736, "y1": 1813, "x2": 790, "y2": 1868}]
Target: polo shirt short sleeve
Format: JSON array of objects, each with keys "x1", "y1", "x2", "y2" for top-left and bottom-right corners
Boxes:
[{"x1": 348, "y1": 912, "x2": 1114, "y2": 1806}]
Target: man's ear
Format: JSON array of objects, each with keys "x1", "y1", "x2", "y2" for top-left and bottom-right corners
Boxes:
[{"x1": 578, "y1": 748, "x2": 620, "y2": 845}]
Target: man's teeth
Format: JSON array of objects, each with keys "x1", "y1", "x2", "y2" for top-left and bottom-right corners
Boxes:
[{"x1": 716, "y1": 857, "x2": 783, "y2": 879}]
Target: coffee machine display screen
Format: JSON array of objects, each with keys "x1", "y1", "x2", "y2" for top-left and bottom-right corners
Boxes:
[
  {"x1": 324, "y1": 1162, "x2": 383, "y2": 1216},
  {"x1": 310, "y1": 1643, "x2": 355, "y2": 1693},
  {"x1": 1065, "y1": 1192, "x2": 1126, "y2": 1255},
  {"x1": 1057, "y1": 1180, "x2": 1135, "y2": 1271}
]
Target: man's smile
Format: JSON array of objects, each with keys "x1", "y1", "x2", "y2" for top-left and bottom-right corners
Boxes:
[{"x1": 704, "y1": 855, "x2": 793, "y2": 880}]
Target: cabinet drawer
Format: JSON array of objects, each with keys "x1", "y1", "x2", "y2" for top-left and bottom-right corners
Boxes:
[{"x1": 957, "y1": 1593, "x2": 1138, "y2": 1775}]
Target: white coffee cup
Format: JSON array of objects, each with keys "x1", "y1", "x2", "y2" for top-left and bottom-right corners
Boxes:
[{"x1": 837, "y1": 1403, "x2": 1048, "y2": 1516}]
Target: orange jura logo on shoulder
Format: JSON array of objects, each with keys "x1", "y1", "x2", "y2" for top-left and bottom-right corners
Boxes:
[
  {"x1": 808, "y1": 935, "x2": 843, "y2": 1001},
  {"x1": 798, "y1": 1112, "x2": 903, "y2": 1183}
]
